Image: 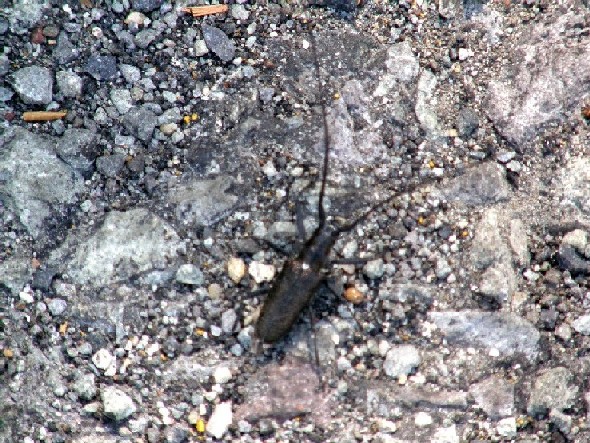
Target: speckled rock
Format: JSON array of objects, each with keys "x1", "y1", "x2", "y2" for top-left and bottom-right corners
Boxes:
[{"x1": 57, "y1": 208, "x2": 182, "y2": 287}]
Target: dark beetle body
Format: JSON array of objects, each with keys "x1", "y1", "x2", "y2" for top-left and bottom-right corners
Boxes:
[{"x1": 255, "y1": 224, "x2": 339, "y2": 343}]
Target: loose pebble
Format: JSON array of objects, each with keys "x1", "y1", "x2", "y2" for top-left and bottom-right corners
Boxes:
[{"x1": 206, "y1": 401, "x2": 232, "y2": 439}]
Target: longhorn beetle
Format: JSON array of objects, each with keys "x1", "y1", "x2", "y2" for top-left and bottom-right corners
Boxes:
[{"x1": 255, "y1": 25, "x2": 433, "y2": 344}]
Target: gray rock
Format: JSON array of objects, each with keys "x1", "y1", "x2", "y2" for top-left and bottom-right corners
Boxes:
[
  {"x1": 367, "y1": 383, "x2": 469, "y2": 417},
  {"x1": 428, "y1": 311, "x2": 540, "y2": 361},
  {"x1": 558, "y1": 245, "x2": 590, "y2": 275},
  {"x1": 441, "y1": 163, "x2": 510, "y2": 207},
  {"x1": 135, "y1": 28, "x2": 160, "y2": 49},
  {"x1": 53, "y1": 33, "x2": 79, "y2": 64},
  {"x1": 415, "y1": 70, "x2": 439, "y2": 136},
  {"x1": 0, "y1": 253, "x2": 31, "y2": 295},
  {"x1": 383, "y1": 344, "x2": 421, "y2": 378},
  {"x1": 59, "y1": 208, "x2": 182, "y2": 286},
  {"x1": 364, "y1": 258, "x2": 384, "y2": 279},
  {"x1": 120, "y1": 63, "x2": 141, "y2": 83},
  {"x1": 72, "y1": 372, "x2": 97, "y2": 401},
  {"x1": 110, "y1": 89, "x2": 133, "y2": 114},
  {"x1": 562, "y1": 229, "x2": 588, "y2": 251},
  {"x1": 122, "y1": 105, "x2": 159, "y2": 141},
  {"x1": 484, "y1": 12, "x2": 590, "y2": 145},
  {"x1": 175, "y1": 264, "x2": 204, "y2": 285},
  {"x1": 231, "y1": 4, "x2": 249, "y2": 20},
  {"x1": 96, "y1": 154, "x2": 127, "y2": 178},
  {"x1": 0, "y1": 55, "x2": 9, "y2": 76},
  {"x1": 479, "y1": 262, "x2": 516, "y2": 306},
  {"x1": 527, "y1": 367, "x2": 578, "y2": 417},
  {"x1": 164, "y1": 426, "x2": 189, "y2": 443},
  {"x1": 509, "y1": 218, "x2": 530, "y2": 266},
  {"x1": 435, "y1": 258, "x2": 452, "y2": 279},
  {"x1": 85, "y1": 55, "x2": 118, "y2": 81},
  {"x1": 496, "y1": 151, "x2": 516, "y2": 164},
  {"x1": 0, "y1": 86, "x2": 13, "y2": 102},
  {"x1": 12, "y1": 66, "x2": 53, "y2": 105},
  {"x1": 385, "y1": 41, "x2": 420, "y2": 84},
  {"x1": 55, "y1": 128, "x2": 98, "y2": 174},
  {"x1": 469, "y1": 375, "x2": 514, "y2": 419},
  {"x1": 102, "y1": 386, "x2": 136, "y2": 421},
  {"x1": 9, "y1": 0, "x2": 47, "y2": 30},
  {"x1": 132, "y1": 0, "x2": 162, "y2": 12},
  {"x1": 168, "y1": 176, "x2": 238, "y2": 227},
  {"x1": 469, "y1": 209, "x2": 510, "y2": 270},
  {"x1": 201, "y1": 24, "x2": 236, "y2": 62},
  {"x1": 56, "y1": 70, "x2": 83, "y2": 97},
  {"x1": 221, "y1": 309, "x2": 237, "y2": 334},
  {"x1": 456, "y1": 107, "x2": 479, "y2": 138},
  {"x1": 0, "y1": 129, "x2": 84, "y2": 238},
  {"x1": 572, "y1": 315, "x2": 590, "y2": 335},
  {"x1": 47, "y1": 298, "x2": 67, "y2": 316}
]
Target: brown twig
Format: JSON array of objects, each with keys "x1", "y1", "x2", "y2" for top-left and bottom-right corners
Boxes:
[
  {"x1": 182, "y1": 5, "x2": 228, "y2": 18},
  {"x1": 23, "y1": 110, "x2": 67, "y2": 122}
]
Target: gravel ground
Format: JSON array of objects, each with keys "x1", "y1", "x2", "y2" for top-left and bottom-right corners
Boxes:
[{"x1": 3, "y1": 0, "x2": 590, "y2": 441}]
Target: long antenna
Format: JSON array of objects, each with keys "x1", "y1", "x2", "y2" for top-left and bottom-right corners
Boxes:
[{"x1": 309, "y1": 26, "x2": 331, "y2": 228}]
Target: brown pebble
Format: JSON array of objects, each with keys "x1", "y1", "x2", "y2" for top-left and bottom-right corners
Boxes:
[
  {"x1": 344, "y1": 286, "x2": 364, "y2": 304},
  {"x1": 31, "y1": 27, "x2": 46, "y2": 44}
]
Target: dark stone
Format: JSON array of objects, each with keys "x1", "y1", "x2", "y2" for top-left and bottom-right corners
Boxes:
[
  {"x1": 558, "y1": 245, "x2": 590, "y2": 275},
  {"x1": 31, "y1": 266, "x2": 58, "y2": 291},
  {"x1": 96, "y1": 154, "x2": 127, "y2": 178},
  {"x1": 132, "y1": 0, "x2": 163, "y2": 12},
  {"x1": 53, "y1": 33, "x2": 79, "y2": 64},
  {"x1": 456, "y1": 107, "x2": 479, "y2": 138},
  {"x1": 85, "y1": 55, "x2": 118, "y2": 81},
  {"x1": 201, "y1": 24, "x2": 236, "y2": 62}
]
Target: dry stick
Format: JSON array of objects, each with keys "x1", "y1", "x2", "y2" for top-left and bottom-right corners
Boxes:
[
  {"x1": 23, "y1": 111, "x2": 67, "y2": 122},
  {"x1": 181, "y1": 5, "x2": 228, "y2": 18}
]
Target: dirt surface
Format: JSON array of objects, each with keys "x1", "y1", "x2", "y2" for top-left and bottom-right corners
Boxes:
[{"x1": 3, "y1": 0, "x2": 590, "y2": 441}]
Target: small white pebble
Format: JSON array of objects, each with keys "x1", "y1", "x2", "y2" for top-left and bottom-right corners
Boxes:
[
  {"x1": 415, "y1": 411, "x2": 433, "y2": 427},
  {"x1": 213, "y1": 366, "x2": 232, "y2": 384},
  {"x1": 248, "y1": 261, "x2": 276, "y2": 284},
  {"x1": 206, "y1": 402, "x2": 232, "y2": 439}
]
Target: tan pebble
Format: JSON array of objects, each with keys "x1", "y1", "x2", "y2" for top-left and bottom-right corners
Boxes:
[
  {"x1": 227, "y1": 257, "x2": 246, "y2": 284},
  {"x1": 3, "y1": 348, "x2": 13, "y2": 358},
  {"x1": 160, "y1": 123, "x2": 178, "y2": 135},
  {"x1": 344, "y1": 287, "x2": 364, "y2": 304},
  {"x1": 208, "y1": 283, "x2": 223, "y2": 299}
]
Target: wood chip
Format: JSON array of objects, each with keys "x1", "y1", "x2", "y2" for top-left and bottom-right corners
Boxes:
[
  {"x1": 182, "y1": 5, "x2": 229, "y2": 17},
  {"x1": 23, "y1": 110, "x2": 67, "y2": 122}
]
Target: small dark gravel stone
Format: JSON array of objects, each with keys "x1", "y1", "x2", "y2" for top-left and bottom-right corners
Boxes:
[
  {"x1": 0, "y1": 17, "x2": 8, "y2": 34},
  {"x1": 164, "y1": 426, "x2": 189, "y2": 443},
  {"x1": 558, "y1": 245, "x2": 590, "y2": 275},
  {"x1": 132, "y1": 0, "x2": 163, "y2": 12},
  {"x1": 85, "y1": 55, "x2": 118, "y2": 81},
  {"x1": 122, "y1": 105, "x2": 159, "y2": 141},
  {"x1": 201, "y1": 24, "x2": 236, "y2": 62},
  {"x1": 96, "y1": 154, "x2": 127, "y2": 178},
  {"x1": 32, "y1": 266, "x2": 58, "y2": 291},
  {"x1": 0, "y1": 56, "x2": 9, "y2": 76},
  {"x1": 312, "y1": 0, "x2": 359, "y2": 12},
  {"x1": 53, "y1": 33, "x2": 79, "y2": 64},
  {"x1": 55, "y1": 128, "x2": 98, "y2": 175},
  {"x1": 456, "y1": 107, "x2": 479, "y2": 138}
]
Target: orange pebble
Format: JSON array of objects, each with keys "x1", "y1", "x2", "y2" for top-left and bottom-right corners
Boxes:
[{"x1": 344, "y1": 287, "x2": 364, "y2": 304}]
